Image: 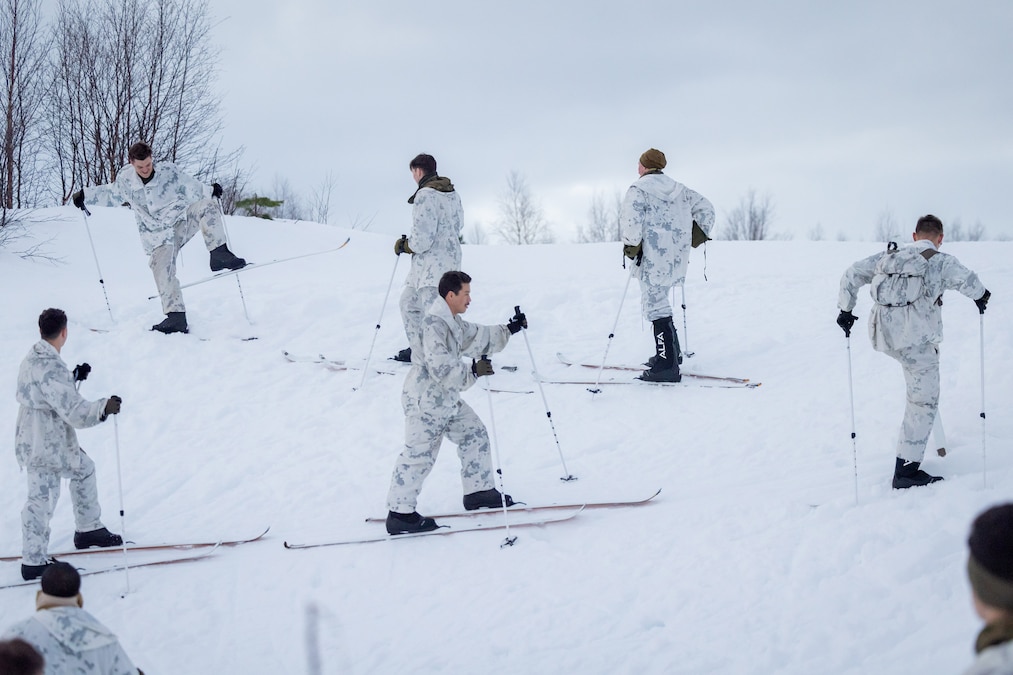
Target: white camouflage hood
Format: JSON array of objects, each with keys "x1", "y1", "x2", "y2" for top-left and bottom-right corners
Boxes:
[{"x1": 32, "y1": 606, "x2": 120, "y2": 652}]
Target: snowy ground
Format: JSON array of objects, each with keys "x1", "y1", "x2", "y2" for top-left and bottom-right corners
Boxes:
[{"x1": 0, "y1": 208, "x2": 1010, "y2": 674}]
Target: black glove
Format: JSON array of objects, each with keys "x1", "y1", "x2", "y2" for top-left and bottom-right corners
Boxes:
[
  {"x1": 72, "y1": 190, "x2": 86, "y2": 210},
  {"x1": 394, "y1": 235, "x2": 413, "y2": 256},
  {"x1": 836, "y1": 310, "x2": 857, "y2": 337},
  {"x1": 623, "y1": 242, "x2": 643, "y2": 265},
  {"x1": 212, "y1": 183, "x2": 223, "y2": 199},
  {"x1": 73, "y1": 363, "x2": 91, "y2": 382},
  {"x1": 104, "y1": 395, "x2": 122, "y2": 416},
  {"x1": 507, "y1": 308, "x2": 527, "y2": 334},
  {"x1": 975, "y1": 289, "x2": 990, "y2": 314},
  {"x1": 472, "y1": 356, "x2": 494, "y2": 377}
]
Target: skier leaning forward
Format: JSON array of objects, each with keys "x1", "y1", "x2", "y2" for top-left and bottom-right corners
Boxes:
[
  {"x1": 836, "y1": 215, "x2": 990, "y2": 489},
  {"x1": 385, "y1": 271, "x2": 528, "y2": 535},
  {"x1": 620, "y1": 148, "x2": 714, "y2": 382}
]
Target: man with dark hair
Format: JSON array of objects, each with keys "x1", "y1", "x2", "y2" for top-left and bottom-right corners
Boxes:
[
  {"x1": 391, "y1": 153, "x2": 464, "y2": 363},
  {"x1": 70, "y1": 141, "x2": 246, "y2": 334},
  {"x1": 15, "y1": 309, "x2": 123, "y2": 581},
  {"x1": 385, "y1": 271, "x2": 527, "y2": 534},
  {"x1": 837, "y1": 215, "x2": 990, "y2": 488},
  {"x1": 2, "y1": 563, "x2": 141, "y2": 674},
  {"x1": 963, "y1": 503, "x2": 1013, "y2": 674},
  {"x1": 620, "y1": 148, "x2": 715, "y2": 382},
  {"x1": 0, "y1": 638, "x2": 44, "y2": 675}
]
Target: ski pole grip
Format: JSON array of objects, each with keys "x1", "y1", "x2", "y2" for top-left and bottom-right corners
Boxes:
[{"x1": 514, "y1": 305, "x2": 521, "y2": 315}]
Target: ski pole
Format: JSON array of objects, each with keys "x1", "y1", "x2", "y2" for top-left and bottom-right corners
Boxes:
[
  {"x1": 514, "y1": 305, "x2": 576, "y2": 481},
  {"x1": 78, "y1": 207, "x2": 115, "y2": 322},
  {"x1": 844, "y1": 332, "x2": 859, "y2": 504},
  {"x1": 482, "y1": 359, "x2": 516, "y2": 548},
  {"x1": 589, "y1": 262, "x2": 637, "y2": 395},
  {"x1": 216, "y1": 197, "x2": 251, "y2": 324},
  {"x1": 979, "y1": 311, "x2": 987, "y2": 488},
  {"x1": 355, "y1": 248, "x2": 402, "y2": 391},
  {"x1": 112, "y1": 414, "x2": 131, "y2": 596},
  {"x1": 680, "y1": 283, "x2": 694, "y2": 358}
]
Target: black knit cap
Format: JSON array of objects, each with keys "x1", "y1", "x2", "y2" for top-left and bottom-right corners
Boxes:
[
  {"x1": 40, "y1": 562, "x2": 81, "y2": 597},
  {"x1": 969, "y1": 504, "x2": 1013, "y2": 580}
]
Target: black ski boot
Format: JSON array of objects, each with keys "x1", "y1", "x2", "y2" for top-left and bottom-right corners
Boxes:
[
  {"x1": 151, "y1": 312, "x2": 188, "y2": 334},
  {"x1": 645, "y1": 318, "x2": 683, "y2": 367},
  {"x1": 21, "y1": 557, "x2": 57, "y2": 581},
  {"x1": 209, "y1": 244, "x2": 247, "y2": 272},
  {"x1": 463, "y1": 488, "x2": 515, "y2": 511},
  {"x1": 392, "y1": 347, "x2": 412, "y2": 363},
  {"x1": 639, "y1": 317, "x2": 681, "y2": 383},
  {"x1": 892, "y1": 458, "x2": 943, "y2": 489},
  {"x1": 385, "y1": 511, "x2": 439, "y2": 535},
  {"x1": 74, "y1": 527, "x2": 123, "y2": 549}
]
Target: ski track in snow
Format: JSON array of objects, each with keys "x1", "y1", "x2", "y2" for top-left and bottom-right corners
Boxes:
[{"x1": 0, "y1": 208, "x2": 1010, "y2": 673}]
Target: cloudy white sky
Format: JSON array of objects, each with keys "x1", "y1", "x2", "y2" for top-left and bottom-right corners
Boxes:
[{"x1": 212, "y1": 1, "x2": 1012, "y2": 242}]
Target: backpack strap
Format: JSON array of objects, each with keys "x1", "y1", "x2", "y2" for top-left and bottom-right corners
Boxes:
[{"x1": 920, "y1": 247, "x2": 941, "y2": 304}]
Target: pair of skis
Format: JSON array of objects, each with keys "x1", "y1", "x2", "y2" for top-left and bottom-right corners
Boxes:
[
  {"x1": 283, "y1": 490, "x2": 660, "y2": 548},
  {"x1": 0, "y1": 528, "x2": 270, "y2": 590},
  {"x1": 551, "y1": 353, "x2": 758, "y2": 388},
  {"x1": 145, "y1": 237, "x2": 352, "y2": 300},
  {"x1": 282, "y1": 352, "x2": 534, "y2": 393}
]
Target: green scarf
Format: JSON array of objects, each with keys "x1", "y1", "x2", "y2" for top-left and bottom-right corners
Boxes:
[
  {"x1": 976, "y1": 617, "x2": 1013, "y2": 654},
  {"x1": 408, "y1": 173, "x2": 455, "y2": 204}
]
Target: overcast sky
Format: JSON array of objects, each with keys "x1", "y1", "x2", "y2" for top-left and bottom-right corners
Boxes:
[{"x1": 211, "y1": 1, "x2": 1013, "y2": 243}]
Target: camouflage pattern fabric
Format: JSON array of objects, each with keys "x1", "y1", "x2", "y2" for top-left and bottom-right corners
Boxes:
[
  {"x1": 84, "y1": 160, "x2": 213, "y2": 255},
  {"x1": 398, "y1": 285, "x2": 439, "y2": 363},
  {"x1": 15, "y1": 341, "x2": 110, "y2": 565},
  {"x1": 839, "y1": 240, "x2": 986, "y2": 461},
  {"x1": 838, "y1": 240, "x2": 985, "y2": 352},
  {"x1": 404, "y1": 183, "x2": 463, "y2": 290},
  {"x1": 387, "y1": 298, "x2": 511, "y2": 513},
  {"x1": 23, "y1": 458, "x2": 104, "y2": 565},
  {"x1": 147, "y1": 198, "x2": 228, "y2": 313},
  {"x1": 620, "y1": 172, "x2": 714, "y2": 320},
  {"x1": 885, "y1": 343, "x2": 940, "y2": 462},
  {"x1": 3, "y1": 606, "x2": 138, "y2": 674}
]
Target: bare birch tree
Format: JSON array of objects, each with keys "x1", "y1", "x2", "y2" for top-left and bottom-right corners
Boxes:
[
  {"x1": 720, "y1": 189, "x2": 775, "y2": 240},
  {"x1": 576, "y1": 189, "x2": 622, "y2": 243},
  {"x1": 0, "y1": 0, "x2": 49, "y2": 208},
  {"x1": 493, "y1": 170, "x2": 554, "y2": 244},
  {"x1": 873, "y1": 208, "x2": 900, "y2": 242},
  {"x1": 49, "y1": 0, "x2": 226, "y2": 199}
]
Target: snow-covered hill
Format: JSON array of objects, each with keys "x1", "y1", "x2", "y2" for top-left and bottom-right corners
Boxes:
[{"x1": 0, "y1": 208, "x2": 1010, "y2": 673}]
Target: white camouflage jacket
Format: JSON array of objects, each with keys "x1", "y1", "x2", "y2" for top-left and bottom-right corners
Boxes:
[
  {"x1": 402, "y1": 298, "x2": 510, "y2": 417},
  {"x1": 406, "y1": 177, "x2": 463, "y2": 289},
  {"x1": 84, "y1": 160, "x2": 212, "y2": 255},
  {"x1": 3, "y1": 606, "x2": 138, "y2": 674},
  {"x1": 620, "y1": 172, "x2": 714, "y2": 287},
  {"x1": 962, "y1": 638, "x2": 1013, "y2": 675},
  {"x1": 15, "y1": 341, "x2": 108, "y2": 473},
  {"x1": 838, "y1": 240, "x2": 985, "y2": 352}
]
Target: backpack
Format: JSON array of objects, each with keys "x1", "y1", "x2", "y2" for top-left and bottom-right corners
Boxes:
[{"x1": 869, "y1": 242, "x2": 938, "y2": 308}]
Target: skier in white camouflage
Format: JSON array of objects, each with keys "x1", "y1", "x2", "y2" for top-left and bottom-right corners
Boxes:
[
  {"x1": 620, "y1": 148, "x2": 715, "y2": 382},
  {"x1": 71, "y1": 141, "x2": 246, "y2": 334},
  {"x1": 837, "y1": 214, "x2": 989, "y2": 488},
  {"x1": 385, "y1": 271, "x2": 528, "y2": 535},
  {"x1": 391, "y1": 153, "x2": 464, "y2": 363},
  {"x1": 15, "y1": 309, "x2": 123, "y2": 581},
  {"x1": 2, "y1": 562, "x2": 141, "y2": 674}
]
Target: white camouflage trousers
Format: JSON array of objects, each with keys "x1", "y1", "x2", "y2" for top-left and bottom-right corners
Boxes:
[
  {"x1": 149, "y1": 198, "x2": 228, "y2": 313},
  {"x1": 386, "y1": 401, "x2": 495, "y2": 513},
  {"x1": 884, "y1": 343, "x2": 940, "y2": 463},
  {"x1": 640, "y1": 280, "x2": 673, "y2": 321},
  {"x1": 399, "y1": 285, "x2": 439, "y2": 360},
  {"x1": 22, "y1": 452, "x2": 104, "y2": 565}
]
